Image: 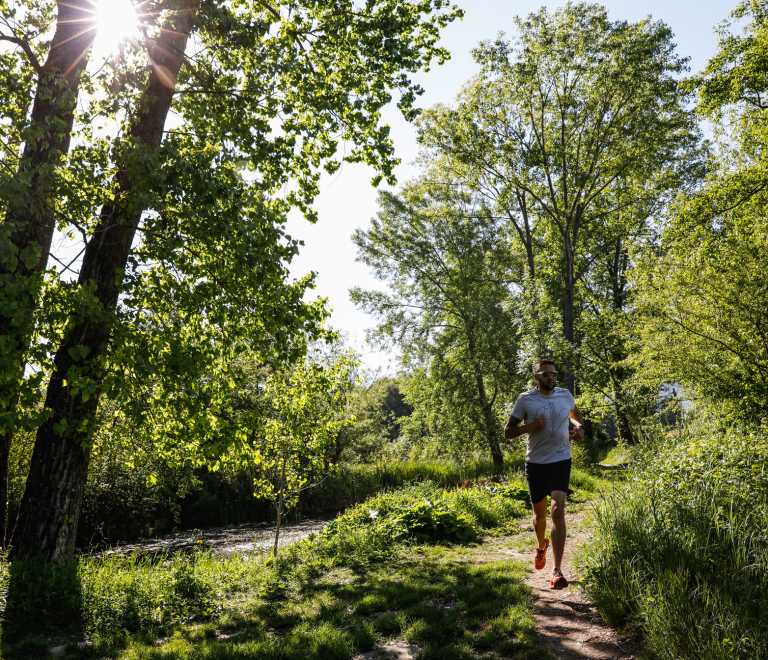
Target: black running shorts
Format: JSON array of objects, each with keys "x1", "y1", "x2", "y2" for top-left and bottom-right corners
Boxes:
[{"x1": 525, "y1": 458, "x2": 573, "y2": 505}]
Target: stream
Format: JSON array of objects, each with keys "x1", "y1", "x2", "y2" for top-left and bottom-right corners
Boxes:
[{"x1": 93, "y1": 519, "x2": 331, "y2": 558}]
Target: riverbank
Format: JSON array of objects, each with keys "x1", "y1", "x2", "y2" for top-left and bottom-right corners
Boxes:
[{"x1": 2, "y1": 469, "x2": 614, "y2": 660}]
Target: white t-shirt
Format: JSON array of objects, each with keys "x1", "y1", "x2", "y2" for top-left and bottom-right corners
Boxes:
[{"x1": 510, "y1": 387, "x2": 576, "y2": 464}]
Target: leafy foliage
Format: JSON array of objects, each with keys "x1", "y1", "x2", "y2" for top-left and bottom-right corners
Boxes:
[
  {"x1": 352, "y1": 171, "x2": 526, "y2": 466},
  {"x1": 416, "y1": 2, "x2": 700, "y2": 399},
  {"x1": 0, "y1": 0, "x2": 464, "y2": 559},
  {"x1": 631, "y1": 0, "x2": 768, "y2": 421},
  {"x1": 393, "y1": 498, "x2": 476, "y2": 542}
]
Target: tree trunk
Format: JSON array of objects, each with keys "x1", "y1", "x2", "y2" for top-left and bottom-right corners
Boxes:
[
  {"x1": 468, "y1": 336, "x2": 503, "y2": 472},
  {"x1": 0, "y1": 0, "x2": 95, "y2": 549},
  {"x1": 607, "y1": 240, "x2": 634, "y2": 444},
  {"x1": 0, "y1": 406, "x2": 14, "y2": 546},
  {"x1": 562, "y1": 246, "x2": 576, "y2": 395},
  {"x1": 611, "y1": 368, "x2": 635, "y2": 445},
  {"x1": 9, "y1": 7, "x2": 196, "y2": 561},
  {"x1": 615, "y1": 407, "x2": 634, "y2": 445},
  {"x1": 273, "y1": 458, "x2": 286, "y2": 557}
]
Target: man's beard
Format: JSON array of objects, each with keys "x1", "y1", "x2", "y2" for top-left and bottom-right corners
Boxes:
[{"x1": 539, "y1": 380, "x2": 555, "y2": 391}]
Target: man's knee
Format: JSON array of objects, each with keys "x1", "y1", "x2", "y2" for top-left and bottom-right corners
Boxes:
[{"x1": 550, "y1": 493, "x2": 566, "y2": 523}]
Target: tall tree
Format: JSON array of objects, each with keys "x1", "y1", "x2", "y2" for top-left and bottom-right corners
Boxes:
[
  {"x1": 418, "y1": 2, "x2": 697, "y2": 394},
  {"x1": 351, "y1": 172, "x2": 525, "y2": 470},
  {"x1": 4, "y1": 0, "x2": 462, "y2": 561},
  {"x1": 632, "y1": 0, "x2": 768, "y2": 420},
  {"x1": 0, "y1": 0, "x2": 97, "y2": 546}
]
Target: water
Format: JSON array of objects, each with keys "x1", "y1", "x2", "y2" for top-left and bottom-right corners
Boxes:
[{"x1": 94, "y1": 519, "x2": 330, "y2": 558}]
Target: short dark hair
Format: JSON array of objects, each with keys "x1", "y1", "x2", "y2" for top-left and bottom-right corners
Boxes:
[{"x1": 534, "y1": 359, "x2": 556, "y2": 373}]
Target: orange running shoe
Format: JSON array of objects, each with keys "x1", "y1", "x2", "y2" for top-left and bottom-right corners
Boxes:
[
  {"x1": 534, "y1": 538, "x2": 549, "y2": 570},
  {"x1": 551, "y1": 567, "x2": 568, "y2": 590}
]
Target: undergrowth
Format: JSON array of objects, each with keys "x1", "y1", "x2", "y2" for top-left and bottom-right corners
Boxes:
[
  {"x1": 577, "y1": 424, "x2": 768, "y2": 660},
  {"x1": 0, "y1": 478, "x2": 563, "y2": 660}
]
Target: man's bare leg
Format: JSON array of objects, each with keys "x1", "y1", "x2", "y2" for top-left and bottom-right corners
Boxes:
[
  {"x1": 550, "y1": 490, "x2": 567, "y2": 569},
  {"x1": 532, "y1": 497, "x2": 548, "y2": 549}
]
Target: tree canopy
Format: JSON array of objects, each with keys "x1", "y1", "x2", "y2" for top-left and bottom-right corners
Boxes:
[
  {"x1": 632, "y1": 0, "x2": 768, "y2": 421},
  {"x1": 0, "y1": 0, "x2": 462, "y2": 560},
  {"x1": 416, "y1": 2, "x2": 699, "y2": 395},
  {"x1": 352, "y1": 171, "x2": 525, "y2": 468}
]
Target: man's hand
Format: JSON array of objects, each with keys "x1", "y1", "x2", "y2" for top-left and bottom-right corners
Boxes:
[
  {"x1": 569, "y1": 426, "x2": 585, "y2": 443},
  {"x1": 530, "y1": 414, "x2": 547, "y2": 431}
]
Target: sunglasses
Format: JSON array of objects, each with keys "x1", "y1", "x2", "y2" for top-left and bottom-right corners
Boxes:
[{"x1": 535, "y1": 371, "x2": 557, "y2": 379}]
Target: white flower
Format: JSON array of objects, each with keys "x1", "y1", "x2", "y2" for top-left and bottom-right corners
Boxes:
[{"x1": 369, "y1": 509, "x2": 379, "y2": 519}]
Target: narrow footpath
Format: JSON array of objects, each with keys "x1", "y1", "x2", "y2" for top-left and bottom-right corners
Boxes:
[{"x1": 522, "y1": 514, "x2": 637, "y2": 660}]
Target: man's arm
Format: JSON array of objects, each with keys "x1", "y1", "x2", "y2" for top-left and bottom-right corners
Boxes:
[
  {"x1": 504, "y1": 413, "x2": 546, "y2": 440},
  {"x1": 569, "y1": 406, "x2": 585, "y2": 443}
]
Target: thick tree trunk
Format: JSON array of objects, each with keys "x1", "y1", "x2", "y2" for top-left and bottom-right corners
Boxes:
[
  {"x1": 10, "y1": 8, "x2": 195, "y2": 561},
  {"x1": 0, "y1": 0, "x2": 95, "y2": 548}
]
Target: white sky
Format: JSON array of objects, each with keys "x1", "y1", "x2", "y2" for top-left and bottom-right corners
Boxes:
[{"x1": 283, "y1": 0, "x2": 739, "y2": 371}]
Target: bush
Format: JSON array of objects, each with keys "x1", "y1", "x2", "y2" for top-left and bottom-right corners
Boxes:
[
  {"x1": 447, "y1": 486, "x2": 528, "y2": 530},
  {"x1": 394, "y1": 499, "x2": 476, "y2": 542},
  {"x1": 576, "y1": 424, "x2": 768, "y2": 660}
]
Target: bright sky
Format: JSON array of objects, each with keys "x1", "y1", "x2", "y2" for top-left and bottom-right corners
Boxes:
[{"x1": 283, "y1": 0, "x2": 739, "y2": 371}]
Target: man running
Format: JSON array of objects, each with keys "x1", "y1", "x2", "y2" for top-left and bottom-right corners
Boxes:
[{"x1": 504, "y1": 360, "x2": 584, "y2": 589}]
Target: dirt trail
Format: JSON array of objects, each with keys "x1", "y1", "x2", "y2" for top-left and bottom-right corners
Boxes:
[{"x1": 522, "y1": 515, "x2": 636, "y2": 660}]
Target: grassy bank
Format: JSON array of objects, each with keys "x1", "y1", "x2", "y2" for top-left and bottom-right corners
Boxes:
[
  {"x1": 577, "y1": 424, "x2": 768, "y2": 659},
  {"x1": 2, "y1": 469, "x2": 606, "y2": 660}
]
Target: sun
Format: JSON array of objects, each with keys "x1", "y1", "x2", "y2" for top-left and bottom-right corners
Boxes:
[{"x1": 92, "y1": 0, "x2": 140, "y2": 59}]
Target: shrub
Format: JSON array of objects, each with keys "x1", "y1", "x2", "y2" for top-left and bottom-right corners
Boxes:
[
  {"x1": 315, "y1": 482, "x2": 463, "y2": 565},
  {"x1": 576, "y1": 425, "x2": 768, "y2": 660},
  {"x1": 315, "y1": 480, "x2": 531, "y2": 564},
  {"x1": 394, "y1": 498, "x2": 476, "y2": 542}
]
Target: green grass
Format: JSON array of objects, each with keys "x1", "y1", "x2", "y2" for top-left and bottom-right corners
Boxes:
[
  {"x1": 302, "y1": 457, "x2": 518, "y2": 517},
  {"x1": 0, "y1": 478, "x2": 556, "y2": 660},
  {"x1": 601, "y1": 444, "x2": 633, "y2": 465},
  {"x1": 576, "y1": 424, "x2": 768, "y2": 660}
]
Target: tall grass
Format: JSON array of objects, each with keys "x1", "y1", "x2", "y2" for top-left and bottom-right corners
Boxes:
[
  {"x1": 577, "y1": 424, "x2": 768, "y2": 659},
  {"x1": 302, "y1": 458, "x2": 512, "y2": 516}
]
